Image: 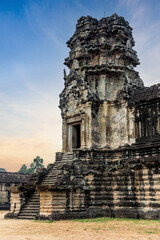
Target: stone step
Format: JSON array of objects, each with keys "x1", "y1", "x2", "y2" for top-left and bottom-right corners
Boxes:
[
  {"x1": 20, "y1": 210, "x2": 39, "y2": 214},
  {"x1": 42, "y1": 179, "x2": 57, "y2": 182},
  {"x1": 21, "y1": 206, "x2": 39, "y2": 210},
  {"x1": 42, "y1": 177, "x2": 57, "y2": 180},
  {"x1": 19, "y1": 210, "x2": 39, "y2": 215},
  {"x1": 28, "y1": 196, "x2": 39, "y2": 199},
  {"x1": 42, "y1": 176, "x2": 57, "y2": 180},
  {"x1": 18, "y1": 215, "x2": 36, "y2": 219},
  {"x1": 43, "y1": 175, "x2": 57, "y2": 177},
  {"x1": 19, "y1": 212, "x2": 39, "y2": 216},
  {"x1": 20, "y1": 206, "x2": 39, "y2": 210},
  {"x1": 22, "y1": 204, "x2": 39, "y2": 207},
  {"x1": 28, "y1": 194, "x2": 39, "y2": 198},
  {"x1": 29, "y1": 196, "x2": 39, "y2": 199},
  {"x1": 42, "y1": 178, "x2": 57, "y2": 181},
  {"x1": 26, "y1": 200, "x2": 39, "y2": 204}
]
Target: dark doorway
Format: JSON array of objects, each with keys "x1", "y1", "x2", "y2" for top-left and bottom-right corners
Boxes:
[{"x1": 72, "y1": 124, "x2": 81, "y2": 149}]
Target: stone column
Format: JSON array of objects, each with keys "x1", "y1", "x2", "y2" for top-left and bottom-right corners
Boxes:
[
  {"x1": 81, "y1": 117, "x2": 85, "y2": 148},
  {"x1": 127, "y1": 106, "x2": 136, "y2": 145},
  {"x1": 62, "y1": 119, "x2": 67, "y2": 152},
  {"x1": 86, "y1": 103, "x2": 92, "y2": 148},
  {"x1": 10, "y1": 192, "x2": 21, "y2": 214},
  {"x1": 99, "y1": 103, "x2": 107, "y2": 146},
  {"x1": 40, "y1": 191, "x2": 53, "y2": 216}
]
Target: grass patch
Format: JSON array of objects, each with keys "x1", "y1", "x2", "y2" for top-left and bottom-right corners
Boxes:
[
  {"x1": 144, "y1": 231, "x2": 156, "y2": 234},
  {"x1": 34, "y1": 217, "x2": 160, "y2": 224},
  {"x1": 72, "y1": 217, "x2": 112, "y2": 223},
  {"x1": 71, "y1": 217, "x2": 160, "y2": 223},
  {"x1": 71, "y1": 217, "x2": 139, "y2": 223}
]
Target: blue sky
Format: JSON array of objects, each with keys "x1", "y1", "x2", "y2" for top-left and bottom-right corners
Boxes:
[{"x1": 0, "y1": 0, "x2": 160, "y2": 171}]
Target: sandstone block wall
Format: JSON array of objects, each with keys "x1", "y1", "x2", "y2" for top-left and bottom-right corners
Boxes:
[{"x1": 10, "y1": 192, "x2": 21, "y2": 213}]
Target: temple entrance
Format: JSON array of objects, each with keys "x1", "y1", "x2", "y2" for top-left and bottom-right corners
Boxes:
[
  {"x1": 72, "y1": 123, "x2": 81, "y2": 149},
  {"x1": 66, "y1": 120, "x2": 82, "y2": 151}
]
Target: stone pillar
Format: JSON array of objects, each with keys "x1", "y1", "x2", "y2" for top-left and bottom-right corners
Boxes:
[
  {"x1": 127, "y1": 106, "x2": 136, "y2": 145},
  {"x1": 81, "y1": 118, "x2": 85, "y2": 148},
  {"x1": 62, "y1": 119, "x2": 67, "y2": 152},
  {"x1": 10, "y1": 192, "x2": 21, "y2": 214},
  {"x1": 40, "y1": 191, "x2": 53, "y2": 216},
  {"x1": 99, "y1": 103, "x2": 107, "y2": 146},
  {"x1": 67, "y1": 124, "x2": 72, "y2": 151},
  {"x1": 86, "y1": 103, "x2": 92, "y2": 148}
]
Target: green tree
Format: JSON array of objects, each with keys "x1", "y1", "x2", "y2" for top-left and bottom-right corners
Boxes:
[
  {"x1": 0, "y1": 168, "x2": 6, "y2": 172},
  {"x1": 30, "y1": 156, "x2": 44, "y2": 170},
  {"x1": 18, "y1": 164, "x2": 27, "y2": 173},
  {"x1": 27, "y1": 156, "x2": 44, "y2": 174},
  {"x1": 18, "y1": 156, "x2": 44, "y2": 174}
]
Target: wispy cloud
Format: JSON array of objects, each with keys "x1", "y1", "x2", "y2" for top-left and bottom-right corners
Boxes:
[
  {"x1": 25, "y1": 1, "x2": 67, "y2": 52},
  {"x1": 117, "y1": 0, "x2": 160, "y2": 86}
]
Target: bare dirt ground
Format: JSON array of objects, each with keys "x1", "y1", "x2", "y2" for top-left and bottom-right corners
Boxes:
[{"x1": 0, "y1": 211, "x2": 160, "y2": 240}]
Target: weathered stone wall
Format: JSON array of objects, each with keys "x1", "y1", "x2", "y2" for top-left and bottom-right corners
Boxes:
[
  {"x1": 0, "y1": 183, "x2": 10, "y2": 209},
  {"x1": 0, "y1": 173, "x2": 29, "y2": 210},
  {"x1": 5, "y1": 145, "x2": 160, "y2": 220},
  {"x1": 39, "y1": 190, "x2": 67, "y2": 216},
  {"x1": 97, "y1": 101, "x2": 135, "y2": 149},
  {"x1": 36, "y1": 147, "x2": 160, "y2": 220},
  {"x1": 0, "y1": 182, "x2": 19, "y2": 209}
]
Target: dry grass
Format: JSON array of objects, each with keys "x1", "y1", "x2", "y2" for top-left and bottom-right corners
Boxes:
[{"x1": 0, "y1": 211, "x2": 160, "y2": 240}]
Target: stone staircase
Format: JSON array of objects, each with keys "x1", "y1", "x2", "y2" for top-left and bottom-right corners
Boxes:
[
  {"x1": 41, "y1": 164, "x2": 58, "y2": 185},
  {"x1": 17, "y1": 191, "x2": 40, "y2": 219},
  {"x1": 41, "y1": 153, "x2": 75, "y2": 186},
  {"x1": 17, "y1": 152, "x2": 76, "y2": 219}
]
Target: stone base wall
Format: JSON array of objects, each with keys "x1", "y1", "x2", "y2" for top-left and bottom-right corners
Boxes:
[
  {"x1": 38, "y1": 148, "x2": 160, "y2": 220},
  {"x1": 41, "y1": 206, "x2": 160, "y2": 221},
  {"x1": 40, "y1": 191, "x2": 67, "y2": 216},
  {"x1": 5, "y1": 147, "x2": 160, "y2": 220}
]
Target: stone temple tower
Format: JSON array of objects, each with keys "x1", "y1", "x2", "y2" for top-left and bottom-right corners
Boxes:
[
  {"x1": 60, "y1": 14, "x2": 143, "y2": 152},
  {"x1": 7, "y1": 14, "x2": 160, "y2": 221}
]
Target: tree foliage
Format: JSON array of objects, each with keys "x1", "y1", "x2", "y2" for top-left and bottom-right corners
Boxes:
[
  {"x1": 18, "y1": 164, "x2": 27, "y2": 173},
  {"x1": 18, "y1": 156, "x2": 44, "y2": 174},
  {"x1": 0, "y1": 168, "x2": 6, "y2": 172}
]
